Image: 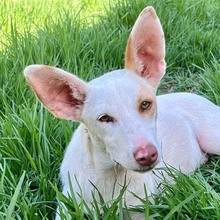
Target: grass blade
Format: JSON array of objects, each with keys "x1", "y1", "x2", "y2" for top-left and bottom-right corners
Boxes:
[{"x1": 5, "y1": 171, "x2": 26, "y2": 220}]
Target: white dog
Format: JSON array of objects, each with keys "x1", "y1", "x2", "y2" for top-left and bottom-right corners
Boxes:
[{"x1": 24, "y1": 6, "x2": 220, "y2": 219}]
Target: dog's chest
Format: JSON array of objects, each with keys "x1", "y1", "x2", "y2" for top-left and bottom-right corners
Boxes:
[{"x1": 84, "y1": 169, "x2": 156, "y2": 207}]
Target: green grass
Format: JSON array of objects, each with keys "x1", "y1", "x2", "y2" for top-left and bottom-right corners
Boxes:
[{"x1": 0, "y1": 0, "x2": 220, "y2": 219}]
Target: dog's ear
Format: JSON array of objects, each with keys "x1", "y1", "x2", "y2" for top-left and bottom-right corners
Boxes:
[
  {"x1": 125, "y1": 6, "x2": 166, "y2": 88},
  {"x1": 24, "y1": 65, "x2": 88, "y2": 120}
]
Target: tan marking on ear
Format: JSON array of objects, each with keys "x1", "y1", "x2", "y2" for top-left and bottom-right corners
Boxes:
[
  {"x1": 125, "y1": 37, "x2": 134, "y2": 71},
  {"x1": 125, "y1": 37, "x2": 134, "y2": 70}
]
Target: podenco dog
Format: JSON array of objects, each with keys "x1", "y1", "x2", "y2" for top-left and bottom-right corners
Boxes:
[{"x1": 24, "y1": 6, "x2": 220, "y2": 219}]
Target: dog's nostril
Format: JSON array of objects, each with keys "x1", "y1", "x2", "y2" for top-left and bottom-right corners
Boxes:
[{"x1": 151, "y1": 152, "x2": 157, "y2": 160}]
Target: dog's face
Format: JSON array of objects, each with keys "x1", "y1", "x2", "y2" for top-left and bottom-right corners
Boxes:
[
  {"x1": 82, "y1": 70, "x2": 159, "y2": 172},
  {"x1": 24, "y1": 7, "x2": 166, "y2": 172}
]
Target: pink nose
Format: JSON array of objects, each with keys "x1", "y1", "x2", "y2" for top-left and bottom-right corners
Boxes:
[{"x1": 134, "y1": 144, "x2": 158, "y2": 166}]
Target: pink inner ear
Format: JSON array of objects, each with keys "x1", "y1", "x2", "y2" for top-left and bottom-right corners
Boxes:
[
  {"x1": 139, "y1": 53, "x2": 166, "y2": 80},
  {"x1": 48, "y1": 82, "x2": 84, "y2": 108},
  {"x1": 33, "y1": 78, "x2": 86, "y2": 120}
]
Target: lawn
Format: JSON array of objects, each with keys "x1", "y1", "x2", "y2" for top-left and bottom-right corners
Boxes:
[{"x1": 0, "y1": 0, "x2": 220, "y2": 219}]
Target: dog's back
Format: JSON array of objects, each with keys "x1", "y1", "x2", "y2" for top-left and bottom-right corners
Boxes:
[{"x1": 157, "y1": 93, "x2": 220, "y2": 173}]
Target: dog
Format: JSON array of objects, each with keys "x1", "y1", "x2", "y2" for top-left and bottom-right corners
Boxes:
[{"x1": 24, "y1": 6, "x2": 220, "y2": 219}]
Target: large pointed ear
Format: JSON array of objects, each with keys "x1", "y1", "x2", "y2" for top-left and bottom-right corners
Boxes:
[
  {"x1": 24, "y1": 65, "x2": 88, "y2": 120},
  {"x1": 125, "y1": 6, "x2": 166, "y2": 88}
]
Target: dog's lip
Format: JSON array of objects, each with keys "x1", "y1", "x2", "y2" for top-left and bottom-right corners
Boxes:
[
  {"x1": 113, "y1": 159, "x2": 159, "y2": 172},
  {"x1": 134, "y1": 160, "x2": 160, "y2": 173},
  {"x1": 134, "y1": 166, "x2": 154, "y2": 173}
]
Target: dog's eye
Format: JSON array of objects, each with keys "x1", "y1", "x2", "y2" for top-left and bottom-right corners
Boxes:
[
  {"x1": 98, "y1": 114, "x2": 114, "y2": 123},
  {"x1": 141, "y1": 101, "x2": 151, "y2": 110}
]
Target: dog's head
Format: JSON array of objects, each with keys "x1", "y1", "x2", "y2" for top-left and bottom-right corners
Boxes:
[{"x1": 24, "y1": 7, "x2": 166, "y2": 173}]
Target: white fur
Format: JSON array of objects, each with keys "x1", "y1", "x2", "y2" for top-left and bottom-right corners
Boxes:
[
  {"x1": 23, "y1": 6, "x2": 220, "y2": 220},
  {"x1": 59, "y1": 74, "x2": 220, "y2": 215}
]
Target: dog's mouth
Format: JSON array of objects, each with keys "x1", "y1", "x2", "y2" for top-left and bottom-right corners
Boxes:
[
  {"x1": 113, "y1": 160, "x2": 121, "y2": 167},
  {"x1": 134, "y1": 165, "x2": 156, "y2": 173},
  {"x1": 113, "y1": 159, "x2": 159, "y2": 173},
  {"x1": 134, "y1": 160, "x2": 160, "y2": 173}
]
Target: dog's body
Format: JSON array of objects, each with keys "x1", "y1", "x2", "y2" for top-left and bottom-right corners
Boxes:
[
  {"x1": 60, "y1": 76, "x2": 220, "y2": 208},
  {"x1": 24, "y1": 6, "x2": 220, "y2": 219}
]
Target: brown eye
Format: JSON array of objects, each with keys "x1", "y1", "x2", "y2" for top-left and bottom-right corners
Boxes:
[
  {"x1": 141, "y1": 101, "x2": 151, "y2": 110},
  {"x1": 98, "y1": 114, "x2": 114, "y2": 123}
]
